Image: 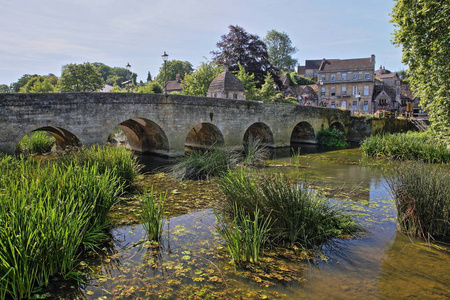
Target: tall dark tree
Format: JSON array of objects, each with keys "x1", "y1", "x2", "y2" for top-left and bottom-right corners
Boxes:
[{"x1": 211, "y1": 25, "x2": 280, "y2": 87}]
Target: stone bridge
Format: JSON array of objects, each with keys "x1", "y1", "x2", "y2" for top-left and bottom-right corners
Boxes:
[{"x1": 0, "y1": 93, "x2": 392, "y2": 157}]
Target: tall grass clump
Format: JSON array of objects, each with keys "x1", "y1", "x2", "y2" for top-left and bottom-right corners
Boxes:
[
  {"x1": 386, "y1": 163, "x2": 450, "y2": 242},
  {"x1": 317, "y1": 128, "x2": 348, "y2": 149},
  {"x1": 291, "y1": 147, "x2": 301, "y2": 166},
  {"x1": 215, "y1": 205, "x2": 271, "y2": 264},
  {"x1": 59, "y1": 145, "x2": 141, "y2": 187},
  {"x1": 169, "y1": 147, "x2": 238, "y2": 180},
  {"x1": 361, "y1": 131, "x2": 450, "y2": 163},
  {"x1": 219, "y1": 168, "x2": 358, "y2": 247},
  {"x1": 138, "y1": 188, "x2": 166, "y2": 241},
  {"x1": 0, "y1": 156, "x2": 123, "y2": 299},
  {"x1": 241, "y1": 137, "x2": 270, "y2": 166},
  {"x1": 16, "y1": 131, "x2": 55, "y2": 155}
]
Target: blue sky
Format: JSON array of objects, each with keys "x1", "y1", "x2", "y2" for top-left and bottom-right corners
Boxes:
[{"x1": 0, "y1": 0, "x2": 404, "y2": 85}]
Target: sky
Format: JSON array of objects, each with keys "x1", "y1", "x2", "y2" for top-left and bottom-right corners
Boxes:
[{"x1": 0, "y1": 0, "x2": 405, "y2": 86}]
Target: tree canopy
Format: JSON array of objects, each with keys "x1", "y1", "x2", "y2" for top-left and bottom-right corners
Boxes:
[
  {"x1": 182, "y1": 60, "x2": 222, "y2": 96},
  {"x1": 234, "y1": 62, "x2": 260, "y2": 101},
  {"x1": 264, "y1": 30, "x2": 298, "y2": 71},
  {"x1": 59, "y1": 62, "x2": 104, "y2": 92},
  {"x1": 211, "y1": 25, "x2": 280, "y2": 88},
  {"x1": 391, "y1": 0, "x2": 450, "y2": 143},
  {"x1": 155, "y1": 60, "x2": 194, "y2": 85}
]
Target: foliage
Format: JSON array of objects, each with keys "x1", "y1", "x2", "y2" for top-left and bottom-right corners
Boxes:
[
  {"x1": 287, "y1": 72, "x2": 315, "y2": 86},
  {"x1": 391, "y1": 1, "x2": 450, "y2": 143},
  {"x1": 219, "y1": 168, "x2": 359, "y2": 247},
  {"x1": 137, "y1": 82, "x2": 163, "y2": 94},
  {"x1": 361, "y1": 131, "x2": 450, "y2": 163},
  {"x1": 19, "y1": 76, "x2": 57, "y2": 93},
  {"x1": 16, "y1": 131, "x2": 55, "y2": 155},
  {"x1": 138, "y1": 188, "x2": 166, "y2": 242},
  {"x1": 92, "y1": 62, "x2": 138, "y2": 86},
  {"x1": 258, "y1": 72, "x2": 282, "y2": 102},
  {"x1": 386, "y1": 163, "x2": 450, "y2": 242},
  {"x1": 182, "y1": 60, "x2": 222, "y2": 96},
  {"x1": 317, "y1": 128, "x2": 348, "y2": 149},
  {"x1": 241, "y1": 136, "x2": 270, "y2": 166},
  {"x1": 211, "y1": 25, "x2": 280, "y2": 88},
  {"x1": 154, "y1": 60, "x2": 193, "y2": 85},
  {"x1": 10, "y1": 74, "x2": 34, "y2": 92},
  {"x1": 234, "y1": 62, "x2": 260, "y2": 100},
  {"x1": 215, "y1": 205, "x2": 271, "y2": 264},
  {"x1": 264, "y1": 30, "x2": 298, "y2": 71},
  {"x1": 0, "y1": 84, "x2": 10, "y2": 93},
  {"x1": 0, "y1": 156, "x2": 123, "y2": 299},
  {"x1": 59, "y1": 62, "x2": 105, "y2": 92}
]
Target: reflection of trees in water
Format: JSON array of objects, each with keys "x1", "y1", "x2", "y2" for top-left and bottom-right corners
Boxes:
[{"x1": 378, "y1": 232, "x2": 450, "y2": 299}]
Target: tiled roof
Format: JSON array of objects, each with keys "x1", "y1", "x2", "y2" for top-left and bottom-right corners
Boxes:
[
  {"x1": 400, "y1": 84, "x2": 417, "y2": 101},
  {"x1": 297, "y1": 66, "x2": 306, "y2": 75},
  {"x1": 319, "y1": 57, "x2": 375, "y2": 71},
  {"x1": 208, "y1": 70, "x2": 244, "y2": 93},
  {"x1": 373, "y1": 85, "x2": 396, "y2": 101},
  {"x1": 165, "y1": 80, "x2": 182, "y2": 92}
]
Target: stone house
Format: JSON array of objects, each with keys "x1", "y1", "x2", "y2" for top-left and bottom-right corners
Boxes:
[
  {"x1": 207, "y1": 67, "x2": 246, "y2": 100},
  {"x1": 317, "y1": 55, "x2": 376, "y2": 113},
  {"x1": 164, "y1": 74, "x2": 183, "y2": 94},
  {"x1": 372, "y1": 81, "x2": 420, "y2": 114}
]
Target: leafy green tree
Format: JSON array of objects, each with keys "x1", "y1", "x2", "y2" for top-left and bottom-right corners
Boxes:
[
  {"x1": 137, "y1": 82, "x2": 163, "y2": 94},
  {"x1": 391, "y1": 0, "x2": 450, "y2": 143},
  {"x1": 234, "y1": 62, "x2": 260, "y2": 100},
  {"x1": 211, "y1": 25, "x2": 280, "y2": 87},
  {"x1": 258, "y1": 72, "x2": 282, "y2": 102},
  {"x1": 264, "y1": 30, "x2": 298, "y2": 71},
  {"x1": 59, "y1": 62, "x2": 104, "y2": 92},
  {"x1": 92, "y1": 62, "x2": 114, "y2": 82},
  {"x1": 182, "y1": 61, "x2": 222, "y2": 96},
  {"x1": 0, "y1": 84, "x2": 11, "y2": 93},
  {"x1": 10, "y1": 74, "x2": 34, "y2": 92},
  {"x1": 155, "y1": 60, "x2": 193, "y2": 85},
  {"x1": 287, "y1": 72, "x2": 315, "y2": 86},
  {"x1": 19, "y1": 76, "x2": 57, "y2": 93}
]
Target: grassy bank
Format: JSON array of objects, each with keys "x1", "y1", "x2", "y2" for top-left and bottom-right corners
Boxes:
[
  {"x1": 0, "y1": 146, "x2": 140, "y2": 299},
  {"x1": 361, "y1": 131, "x2": 450, "y2": 163},
  {"x1": 386, "y1": 163, "x2": 450, "y2": 242}
]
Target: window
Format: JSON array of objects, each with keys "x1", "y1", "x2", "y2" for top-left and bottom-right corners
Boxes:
[
  {"x1": 363, "y1": 101, "x2": 369, "y2": 111},
  {"x1": 341, "y1": 86, "x2": 347, "y2": 95},
  {"x1": 233, "y1": 93, "x2": 238, "y2": 100},
  {"x1": 341, "y1": 101, "x2": 347, "y2": 109},
  {"x1": 353, "y1": 73, "x2": 358, "y2": 80},
  {"x1": 364, "y1": 73, "x2": 370, "y2": 80},
  {"x1": 331, "y1": 101, "x2": 336, "y2": 108},
  {"x1": 401, "y1": 99, "x2": 407, "y2": 106},
  {"x1": 320, "y1": 75, "x2": 326, "y2": 82},
  {"x1": 321, "y1": 87, "x2": 325, "y2": 96},
  {"x1": 352, "y1": 86, "x2": 358, "y2": 95},
  {"x1": 331, "y1": 74, "x2": 336, "y2": 81},
  {"x1": 331, "y1": 87, "x2": 336, "y2": 96},
  {"x1": 352, "y1": 101, "x2": 357, "y2": 110},
  {"x1": 363, "y1": 86, "x2": 369, "y2": 96},
  {"x1": 379, "y1": 99, "x2": 387, "y2": 105},
  {"x1": 342, "y1": 73, "x2": 347, "y2": 80}
]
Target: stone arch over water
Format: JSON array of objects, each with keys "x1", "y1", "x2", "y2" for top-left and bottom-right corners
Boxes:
[
  {"x1": 243, "y1": 122, "x2": 274, "y2": 147},
  {"x1": 28, "y1": 126, "x2": 82, "y2": 149},
  {"x1": 185, "y1": 123, "x2": 224, "y2": 150},
  {"x1": 330, "y1": 121, "x2": 345, "y2": 133},
  {"x1": 115, "y1": 118, "x2": 169, "y2": 156},
  {"x1": 290, "y1": 121, "x2": 316, "y2": 144}
]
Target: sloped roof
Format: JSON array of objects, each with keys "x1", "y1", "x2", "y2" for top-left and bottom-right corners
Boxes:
[
  {"x1": 400, "y1": 84, "x2": 417, "y2": 101},
  {"x1": 373, "y1": 85, "x2": 396, "y2": 101},
  {"x1": 208, "y1": 70, "x2": 244, "y2": 93},
  {"x1": 297, "y1": 66, "x2": 306, "y2": 75},
  {"x1": 320, "y1": 57, "x2": 375, "y2": 71},
  {"x1": 165, "y1": 80, "x2": 182, "y2": 92}
]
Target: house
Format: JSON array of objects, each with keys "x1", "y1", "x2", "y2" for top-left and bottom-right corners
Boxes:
[
  {"x1": 164, "y1": 74, "x2": 183, "y2": 94},
  {"x1": 372, "y1": 80, "x2": 420, "y2": 114},
  {"x1": 207, "y1": 67, "x2": 246, "y2": 100},
  {"x1": 317, "y1": 55, "x2": 376, "y2": 113},
  {"x1": 374, "y1": 66, "x2": 401, "y2": 86}
]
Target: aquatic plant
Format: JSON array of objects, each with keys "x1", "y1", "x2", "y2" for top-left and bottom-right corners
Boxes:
[
  {"x1": 215, "y1": 205, "x2": 271, "y2": 264},
  {"x1": 219, "y1": 168, "x2": 359, "y2": 247},
  {"x1": 291, "y1": 147, "x2": 301, "y2": 166},
  {"x1": 59, "y1": 145, "x2": 142, "y2": 187},
  {"x1": 361, "y1": 131, "x2": 450, "y2": 163},
  {"x1": 16, "y1": 131, "x2": 55, "y2": 155},
  {"x1": 317, "y1": 128, "x2": 348, "y2": 149},
  {"x1": 138, "y1": 188, "x2": 166, "y2": 241},
  {"x1": 0, "y1": 155, "x2": 123, "y2": 299},
  {"x1": 241, "y1": 137, "x2": 270, "y2": 166},
  {"x1": 386, "y1": 163, "x2": 450, "y2": 242}
]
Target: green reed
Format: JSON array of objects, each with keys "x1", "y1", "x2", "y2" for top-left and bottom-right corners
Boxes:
[
  {"x1": 215, "y1": 205, "x2": 271, "y2": 264},
  {"x1": 241, "y1": 137, "x2": 270, "y2": 166},
  {"x1": 291, "y1": 147, "x2": 301, "y2": 166},
  {"x1": 16, "y1": 131, "x2": 55, "y2": 155},
  {"x1": 386, "y1": 163, "x2": 450, "y2": 242},
  {"x1": 138, "y1": 188, "x2": 166, "y2": 241},
  {"x1": 219, "y1": 168, "x2": 359, "y2": 247},
  {"x1": 361, "y1": 131, "x2": 450, "y2": 163},
  {"x1": 0, "y1": 154, "x2": 124, "y2": 299}
]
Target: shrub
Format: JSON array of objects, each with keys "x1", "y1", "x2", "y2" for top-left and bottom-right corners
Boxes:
[
  {"x1": 386, "y1": 163, "x2": 450, "y2": 242},
  {"x1": 317, "y1": 129, "x2": 348, "y2": 149},
  {"x1": 16, "y1": 131, "x2": 55, "y2": 155}
]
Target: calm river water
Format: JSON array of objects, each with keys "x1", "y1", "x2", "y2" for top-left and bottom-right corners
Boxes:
[{"x1": 53, "y1": 148, "x2": 449, "y2": 299}]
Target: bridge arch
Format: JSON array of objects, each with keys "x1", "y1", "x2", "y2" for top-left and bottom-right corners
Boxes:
[
  {"x1": 243, "y1": 122, "x2": 274, "y2": 147},
  {"x1": 17, "y1": 126, "x2": 82, "y2": 150},
  {"x1": 185, "y1": 122, "x2": 224, "y2": 150},
  {"x1": 290, "y1": 121, "x2": 316, "y2": 145},
  {"x1": 115, "y1": 118, "x2": 169, "y2": 156},
  {"x1": 330, "y1": 122, "x2": 345, "y2": 133}
]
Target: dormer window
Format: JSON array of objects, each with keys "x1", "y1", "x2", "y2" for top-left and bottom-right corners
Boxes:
[{"x1": 331, "y1": 74, "x2": 336, "y2": 81}]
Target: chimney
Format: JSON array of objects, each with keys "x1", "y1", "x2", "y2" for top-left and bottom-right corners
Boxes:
[
  {"x1": 175, "y1": 74, "x2": 181, "y2": 82},
  {"x1": 371, "y1": 54, "x2": 375, "y2": 63}
]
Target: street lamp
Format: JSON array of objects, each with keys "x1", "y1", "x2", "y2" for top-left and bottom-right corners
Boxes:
[
  {"x1": 161, "y1": 51, "x2": 169, "y2": 94},
  {"x1": 125, "y1": 63, "x2": 132, "y2": 91}
]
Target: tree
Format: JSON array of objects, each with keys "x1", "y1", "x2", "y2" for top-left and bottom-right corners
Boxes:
[
  {"x1": 10, "y1": 74, "x2": 34, "y2": 92},
  {"x1": 20, "y1": 76, "x2": 56, "y2": 93},
  {"x1": 264, "y1": 30, "x2": 298, "y2": 71},
  {"x1": 0, "y1": 84, "x2": 10, "y2": 93},
  {"x1": 147, "y1": 71, "x2": 152, "y2": 82},
  {"x1": 155, "y1": 60, "x2": 193, "y2": 85},
  {"x1": 211, "y1": 25, "x2": 280, "y2": 87},
  {"x1": 137, "y1": 82, "x2": 163, "y2": 94},
  {"x1": 258, "y1": 72, "x2": 282, "y2": 102},
  {"x1": 182, "y1": 60, "x2": 222, "y2": 96},
  {"x1": 59, "y1": 62, "x2": 104, "y2": 92},
  {"x1": 234, "y1": 62, "x2": 260, "y2": 100},
  {"x1": 391, "y1": 1, "x2": 450, "y2": 143}
]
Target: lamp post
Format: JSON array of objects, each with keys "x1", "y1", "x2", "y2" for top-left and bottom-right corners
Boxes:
[
  {"x1": 126, "y1": 63, "x2": 131, "y2": 91},
  {"x1": 161, "y1": 51, "x2": 169, "y2": 94}
]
